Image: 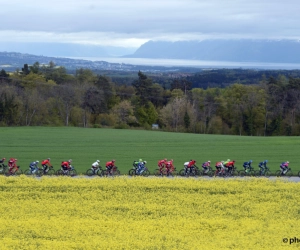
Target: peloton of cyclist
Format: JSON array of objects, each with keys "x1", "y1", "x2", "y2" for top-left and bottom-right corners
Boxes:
[
  {"x1": 61, "y1": 159, "x2": 72, "y2": 173},
  {"x1": 8, "y1": 158, "x2": 18, "y2": 174},
  {"x1": 91, "y1": 160, "x2": 101, "y2": 173},
  {"x1": 29, "y1": 160, "x2": 39, "y2": 174},
  {"x1": 243, "y1": 160, "x2": 253, "y2": 172},
  {"x1": 258, "y1": 160, "x2": 268, "y2": 173},
  {"x1": 202, "y1": 160, "x2": 211, "y2": 173},
  {"x1": 280, "y1": 161, "x2": 289, "y2": 174},
  {"x1": 41, "y1": 158, "x2": 52, "y2": 174},
  {"x1": 158, "y1": 158, "x2": 167, "y2": 174},
  {"x1": 106, "y1": 159, "x2": 116, "y2": 174}
]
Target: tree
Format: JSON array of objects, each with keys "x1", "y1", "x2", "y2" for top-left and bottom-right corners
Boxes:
[
  {"x1": 132, "y1": 71, "x2": 153, "y2": 106},
  {"x1": 0, "y1": 69, "x2": 10, "y2": 84},
  {"x1": 21, "y1": 64, "x2": 30, "y2": 75}
]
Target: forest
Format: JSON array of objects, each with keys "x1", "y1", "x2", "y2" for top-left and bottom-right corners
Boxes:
[{"x1": 0, "y1": 61, "x2": 300, "y2": 136}]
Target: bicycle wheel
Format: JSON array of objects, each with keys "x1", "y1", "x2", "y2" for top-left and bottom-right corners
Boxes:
[
  {"x1": 208, "y1": 170, "x2": 216, "y2": 177},
  {"x1": 264, "y1": 171, "x2": 271, "y2": 178},
  {"x1": 154, "y1": 169, "x2": 162, "y2": 176},
  {"x1": 179, "y1": 169, "x2": 185, "y2": 177},
  {"x1": 45, "y1": 169, "x2": 55, "y2": 176},
  {"x1": 96, "y1": 169, "x2": 103, "y2": 177},
  {"x1": 128, "y1": 169, "x2": 136, "y2": 176},
  {"x1": 286, "y1": 170, "x2": 293, "y2": 177},
  {"x1": 239, "y1": 170, "x2": 246, "y2": 177},
  {"x1": 56, "y1": 169, "x2": 63, "y2": 176},
  {"x1": 112, "y1": 170, "x2": 120, "y2": 176},
  {"x1": 24, "y1": 169, "x2": 33, "y2": 176},
  {"x1": 298, "y1": 171, "x2": 300, "y2": 177},
  {"x1": 142, "y1": 169, "x2": 150, "y2": 177},
  {"x1": 86, "y1": 169, "x2": 95, "y2": 176},
  {"x1": 68, "y1": 169, "x2": 77, "y2": 177},
  {"x1": 36, "y1": 169, "x2": 44, "y2": 177},
  {"x1": 275, "y1": 170, "x2": 282, "y2": 177}
]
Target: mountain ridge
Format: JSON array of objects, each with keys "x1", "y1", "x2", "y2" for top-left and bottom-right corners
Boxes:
[{"x1": 126, "y1": 39, "x2": 300, "y2": 63}]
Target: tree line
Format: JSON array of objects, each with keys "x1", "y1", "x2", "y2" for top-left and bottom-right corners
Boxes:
[{"x1": 0, "y1": 62, "x2": 300, "y2": 136}]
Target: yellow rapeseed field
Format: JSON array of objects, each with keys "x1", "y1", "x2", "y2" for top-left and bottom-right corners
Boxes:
[{"x1": 0, "y1": 176, "x2": 299, "y2": 249}]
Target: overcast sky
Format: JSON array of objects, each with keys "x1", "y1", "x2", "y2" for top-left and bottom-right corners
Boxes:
[{"x1": 1, "y1": 0, "x2": 299, "y2": 48}]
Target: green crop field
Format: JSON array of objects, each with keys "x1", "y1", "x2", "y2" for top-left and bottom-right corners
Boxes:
[{"x1": 0, "y1": 127, "x2": 299, "y2": 174}]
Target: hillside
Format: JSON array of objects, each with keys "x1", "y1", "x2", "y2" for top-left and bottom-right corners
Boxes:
[{"x1": 128, "y1": 39, "x2": 300, "y2": 63}]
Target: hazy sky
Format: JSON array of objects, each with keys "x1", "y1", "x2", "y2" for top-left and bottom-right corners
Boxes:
[{"x1": 1, "y1": 0, "x2": 299, "y2": 48}]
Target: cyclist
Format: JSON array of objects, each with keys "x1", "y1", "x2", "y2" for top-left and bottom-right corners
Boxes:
[
  {"x1": 215, "y1": 161, "x2": 225, "y2": 174},
  {"x1": 91, "y1": 160, "x2": 101, "y2": 174},
  {"x1": 184, "y1": 159, "x2": 196, "y2": 175},
  {"x1": 61, "y1": 159, "x2": 72, "y2": 173},
  {"x1": 137, "y1": 160, "x2": 147, "y2": 174},
  {"x1": 8, "y1": 158, "x2": 18, "y2": 174},
  {"x1": 165, "y1": 159, "x2": 174, "y2": 175},
  {"x1": 41, "y1": 158, "x2": 52, "y2": 174},
  {"x1": 106, "y1": 159, "x2": 116, "y2": 174},
  {"x1": 224, "y1": 160, "x2": 235, "y2": 173},
  {"x1": 258, "y1": 160, "x2": 268, "y2": 174},
  {"x1": 0, "y1": 158, "x2": 6, "y2": 168},
  {"x1": 243, "y1": 160, "x2": 253, "y2": 172},
  {"x1": 158, "y1": 158, "x2": 167, "y2": 174},
  {"x1": 280, "y1": 161, "x2": 289, "y2": 174},
  {"x1": 223, "y1": 159, "x2": 231, "y2": 166},
  {"x1": 202, "y1": 160, "x2": 211, "y2": 173},
  {"x1": 29, "y1": 160, "x2": 39, "y2": 174}
]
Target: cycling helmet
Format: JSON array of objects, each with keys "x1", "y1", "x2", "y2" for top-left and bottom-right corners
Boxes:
[
  {"x1": 143, "y1": 161, "x2": 147, "y2": 164},
  {"x1": 170, "y1": 159, "x2": 173, "y2": 162},
  {"x1": 208, "y1": 160, "x2": 211, "y2": 163},
  {"x1": 36, "y1": 160, "x2": 39, "y2": 163},
  {"x1": 112, "y1": 159, "x2": 115, "y2": 162},
  {"x1": 47, "y1": 158, "x2": 50, "y2": 161},
  {"x1": 264, "y1": 160, "x2": 268, "y2": 163},
  {"x1": 2, "y1": 158, "x2": 5, "y2": 161},
  {"x1": 287, "y1": 161, "x2": 289, "y2": 164},
  {"x1": 139, "y1": 159, "x2": 142, "y2": 162},
  {"x1": 249, "y1": 160, "x2": 253, "y2": 163},
  {"x1": 164, "y1": 158, "x2": 167, "y2": 161},
  {"x1": 68, "y1": 159, "x2": 72, "y2": 163},
  {"x1": 96, "y1": 160, "x2": 100, "y2": 163}
]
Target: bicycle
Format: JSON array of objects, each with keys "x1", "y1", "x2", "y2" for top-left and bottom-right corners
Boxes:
[
  {"x1": 198, "y1": 166, "x2": 213, "y2": 177},
  {"x1": 239, "y1": 165, "x2": 256, "y2": 177},
  {"x1": 179, "y1": 165, "x2": 198, "y2": 177},
  {"x1": 24, "y1": 167, "x2": 44, "y2": 177},
  {"x1": 129, "y1": 166, "x2": 150, "y2": 177},
  {"x1": 4, "y1": 166, "x2": 23, "y2": 176},
  {"x1": 42, "y1": 165, "x2": 55, "y2": 176},
  {"x1": 154, "y1": 167, "x2": 177, "y2": 177},
  {"x1": 208, "y1": 168, "x2": 227, "y2": 177},
  {"x1": 86, "y1": 166, "x2": 103, "y2": 177},
  {"x1": 101, "y1": 166, "x2": 120, "y2": 177},
  {"x1": 56, "y1": 166, "x2": 77, "y2": 177},
  {"x1": 275, "y1": 168, "x2": 293, "y2": 177},
  {"x1": 255, "y1": 166, "x2": 272, "y2": 177},
  {"x1": 0, "y1": 162, "x2": 8, "y2": 175}
]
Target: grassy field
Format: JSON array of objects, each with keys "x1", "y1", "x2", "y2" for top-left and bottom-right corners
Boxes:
[{"x1": 0, "y1": 127, "x2": 299, "y2": 174}]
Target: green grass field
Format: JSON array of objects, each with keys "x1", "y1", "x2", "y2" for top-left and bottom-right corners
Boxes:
[{"x1": 0, "y1": 127, "x2": 299, "y2": 174}]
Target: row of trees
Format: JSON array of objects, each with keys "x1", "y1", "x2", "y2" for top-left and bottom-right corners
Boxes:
[{"x1": 0, "y1": 62, "x2": 300, "y2": 136}]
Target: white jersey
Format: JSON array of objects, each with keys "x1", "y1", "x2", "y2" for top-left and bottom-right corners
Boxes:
[{"x1": 92, "y1": 161, "x2": 100, "y2": 167}]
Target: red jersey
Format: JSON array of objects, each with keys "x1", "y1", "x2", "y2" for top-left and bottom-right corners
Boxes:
[
  {"x1": 187, "y1": 160, "x2": 196, "y2": 167},
  {"x1": 42, "y1": 159, "x2": 51, "y2": 166},
  {"x1": 225, "y1": 161, "x2": 235, "y2": 167},
  {"x1": 106, "y1": 161, "x2": 115, "y2": 167},
  {"x1": 158, "y1": 160, "x2": 166, "y2": 167},
  {"x1": 61, "y1": 161, "x2": 70, "y2": 168}
]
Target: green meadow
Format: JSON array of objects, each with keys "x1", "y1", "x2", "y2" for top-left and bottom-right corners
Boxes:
[{"x1": 0, "y1": 127, "x2": 299, "y2": 174}]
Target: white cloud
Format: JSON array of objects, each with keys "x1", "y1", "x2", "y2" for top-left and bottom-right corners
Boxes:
[{"x1": 1, "y1": 0, "x2": 300, "y2": 47}]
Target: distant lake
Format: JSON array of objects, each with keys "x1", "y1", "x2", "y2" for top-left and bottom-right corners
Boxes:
[{"x1": 65, "y1": 57, "x2": 300, "y2": 70}]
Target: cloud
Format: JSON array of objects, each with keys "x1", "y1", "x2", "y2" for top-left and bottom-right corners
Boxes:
[{"x1": 1, "y1": 0, "x2": 300, "y2": 47}]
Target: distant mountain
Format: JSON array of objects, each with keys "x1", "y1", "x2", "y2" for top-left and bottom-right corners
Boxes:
[
  {"x1": 126, "y1": 39, "x2": 300, "y2": 63},
  {"x1": 0, "y1": 42, "x2": 137, "y2": 57}
]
